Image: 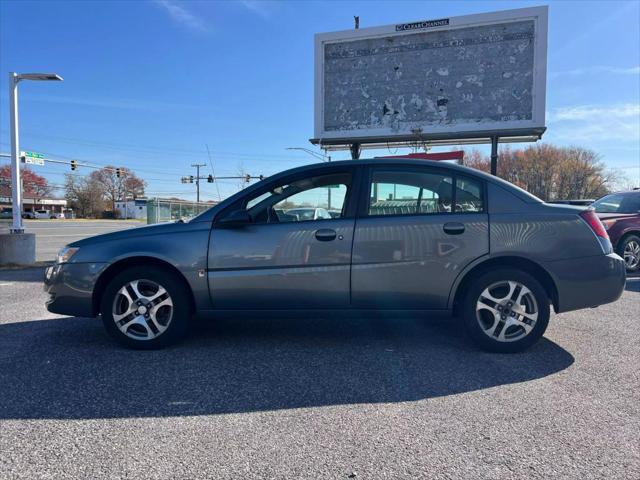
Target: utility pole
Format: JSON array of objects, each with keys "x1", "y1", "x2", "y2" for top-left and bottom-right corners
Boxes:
[{"x1": 191, "y1": 163, "x2": 206, "y2": 203}]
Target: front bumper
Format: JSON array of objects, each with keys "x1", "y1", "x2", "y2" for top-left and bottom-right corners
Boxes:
[
  {"x1": 44, "y1": 262, "x2": 108, "y2": 317},
  {"x1": 543, "y1": 253, "x2": 626, "y2": 313}
]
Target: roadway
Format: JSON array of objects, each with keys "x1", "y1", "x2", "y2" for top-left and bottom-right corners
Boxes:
[
  {"x1": 0, "y1": 267, "x2": 638, "y2": 479},
  {"x1": 21, "y1": 219, "x2": 143, "y2": 262}
]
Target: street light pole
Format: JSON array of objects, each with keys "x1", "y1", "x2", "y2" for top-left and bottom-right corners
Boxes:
[
  {"x1": 8, "y1": 73, "x2": 21, "y2": 233},
  {"x1": 8, "y1": 72, "x2": 63, "y2": 234}
]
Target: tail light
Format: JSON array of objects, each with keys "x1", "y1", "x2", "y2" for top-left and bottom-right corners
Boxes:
[{"x1": 580, "y1": 209, "x2": 609, "y2": 239}]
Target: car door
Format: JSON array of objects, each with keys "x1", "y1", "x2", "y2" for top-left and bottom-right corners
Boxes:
[
  {"x1": 351, "y1": 165, "x2": 489, "y2": 310},
  {"x1": 208, "y1": 166, "x2": 359, "y2": 309}
]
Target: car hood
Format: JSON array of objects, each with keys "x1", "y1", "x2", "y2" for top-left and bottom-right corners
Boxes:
[{"x1": 68, "y1": 221, "x2": 187, "y2": 248}]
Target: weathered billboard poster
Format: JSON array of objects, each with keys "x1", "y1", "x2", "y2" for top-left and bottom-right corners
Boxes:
[{"x1": 314, "y1": 7, "x2": 548, "y2": 144}]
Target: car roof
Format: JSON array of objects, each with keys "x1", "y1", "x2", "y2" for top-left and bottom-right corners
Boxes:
[
  {"x1": 280, "y1": 158, "x2": 541, "y2": 203},
  {"x1": 191, "y1": 157, "x2": 542, "y2": 223}
]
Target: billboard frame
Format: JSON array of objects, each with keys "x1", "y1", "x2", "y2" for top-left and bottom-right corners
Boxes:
[{"x1": 311, "y1": 6, "x2": 548, "y2": 156}]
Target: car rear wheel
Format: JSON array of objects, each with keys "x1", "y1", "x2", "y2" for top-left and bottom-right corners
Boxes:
[
  {"x1": 101, "y1": 266, "x2": 191, "y2": 349},
  {"x1": 461, "y1": 269, "x2": 550, "y2": 353},
  {"x1": 618, "y1": 234, "x2": 640, "y2": 273}
]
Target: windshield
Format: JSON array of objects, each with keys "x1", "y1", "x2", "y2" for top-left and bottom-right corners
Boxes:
[{"x1": 592, "y1": 193, "x2": 640, "y2": 214}]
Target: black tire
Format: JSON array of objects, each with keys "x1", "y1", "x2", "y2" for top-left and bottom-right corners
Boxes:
[
  {"x1": 616, "y1": 234, "x2": 640, "y2": 273},
  {"x1": 100, "y1": 266, "x2": 191, "y2": 349},
  {"x1": 461, "y1": 268, "x2": 550, "y2": 353}
]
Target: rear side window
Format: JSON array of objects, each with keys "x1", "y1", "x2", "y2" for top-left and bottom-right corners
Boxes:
[
  {"x1": 456, "y1": 176, "x2": 484, "y2": 213},
  {"x1": 592, "y1": 193, "x2": 640, "y2": 214},
  {"x1": 368, "y1": 170, "x2": 453, "y2": 216},
  {"x1": 367, "y1": 169, "x2": 485, "y2": 216}
]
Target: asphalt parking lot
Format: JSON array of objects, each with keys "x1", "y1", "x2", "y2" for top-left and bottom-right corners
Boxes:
[{"x1": 0, "y1": 267, "x2": 638, "y2": 479}]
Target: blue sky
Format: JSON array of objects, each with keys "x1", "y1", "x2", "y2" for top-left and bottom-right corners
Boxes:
[{"x1": 1, "y1": 0, "x2": 639, "y2": 201}]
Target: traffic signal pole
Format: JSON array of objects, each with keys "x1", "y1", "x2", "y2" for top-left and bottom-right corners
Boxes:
[{"x1": 191, "y1": 163, "x2": 206, "y2": 203}]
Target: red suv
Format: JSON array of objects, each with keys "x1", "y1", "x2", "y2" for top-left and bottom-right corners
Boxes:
[{"x1": 592, "y1": 190, "x2": 640, "y2": 272}]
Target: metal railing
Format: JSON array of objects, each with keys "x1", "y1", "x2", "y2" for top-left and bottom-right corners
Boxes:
[{"x1": 146, "y1": 198, "x2": 215, "y2": 224}]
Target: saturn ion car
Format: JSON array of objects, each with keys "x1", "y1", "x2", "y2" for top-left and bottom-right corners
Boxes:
[{"x1": 44, "y1": 159, "x2": 626, "y2": 353}]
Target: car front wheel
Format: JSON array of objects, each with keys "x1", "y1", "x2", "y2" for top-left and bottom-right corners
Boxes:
[
  {"x1": 101, "y1": 266, "x2": 191, "y2": 349},
  {"x1": 461, "y1": 269, "x2": 550, "y2": 353}
]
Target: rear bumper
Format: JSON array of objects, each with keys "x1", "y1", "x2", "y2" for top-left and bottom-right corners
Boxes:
[
  {"x1": 44, "y1": 262, "x2": 108, "y2": 317},
  {"x1": 543, "y1": 253, "x2": 626, "y2": 313}
]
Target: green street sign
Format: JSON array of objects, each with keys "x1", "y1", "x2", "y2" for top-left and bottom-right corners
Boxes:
[
  {"x1": 24, "y1": 151, "x2": 44, "y2": 159},
  {"x1": 326, "y1": 184, "x2": 342, "y2": 189}
]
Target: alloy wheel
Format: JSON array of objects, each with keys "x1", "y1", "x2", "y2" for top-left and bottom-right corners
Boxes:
[
  {"x1": 112, "y1": 279, "x2": 173, "y2": 340},
  {"x1": 475, "y1": 280, "x2": 539, "y2": 343},
  {"x1": 623, "y1": 240, "x2": 640, "y2": 270}
]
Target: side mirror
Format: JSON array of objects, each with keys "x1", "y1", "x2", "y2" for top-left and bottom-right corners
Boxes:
[{"x1": 218, "y1": 209, "x2": 252, "y2": 227}]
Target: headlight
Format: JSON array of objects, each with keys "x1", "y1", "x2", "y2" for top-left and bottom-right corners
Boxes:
[{"x1": 57, "y1": 247, "x2": 79, "y2": 264}]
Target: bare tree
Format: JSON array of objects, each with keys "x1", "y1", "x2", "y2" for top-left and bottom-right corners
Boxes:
[
  {"x1": 462, "y1": 144, "x2": 617, "y2": 201},
  {"x1": 64, "y1": 174, "x2": 106, "y2": 218},
  {"x1": 90, "y1": 166, "x2": 146, "y2": 212}
]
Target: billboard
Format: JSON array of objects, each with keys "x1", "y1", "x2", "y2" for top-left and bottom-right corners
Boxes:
[{"x1": 313, "y1": 6, "x2": 548, "y2": 145}]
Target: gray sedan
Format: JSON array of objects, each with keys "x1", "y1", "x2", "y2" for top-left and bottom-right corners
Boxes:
[{"x1": 44, "y1": 159, "x2": 626, "y2": 352}]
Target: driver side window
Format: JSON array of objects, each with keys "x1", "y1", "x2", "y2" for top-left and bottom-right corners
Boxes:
[{"x1": 245, "y1": 172, "x2": 351, "y2": 223}]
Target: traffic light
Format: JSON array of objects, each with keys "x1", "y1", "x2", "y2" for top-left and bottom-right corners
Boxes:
[
  {"x1": 70, "y1": 160, "x2": 77, "y2": 171},
  {"x1": 189, "y1": 175, "x2": 194, "y2": 183},
  {"x1": 116, "y1": 167, "x2": 122, "y2": 178},
  {"x1": 207, "y1": 174, "x2": 214, "y2": 183},
  {"x1": 259, "y1": 175, "x2": 264, "y2": 181},
  {"x1": 245, "y1": 174, "x2": 251, "y2": 183}
]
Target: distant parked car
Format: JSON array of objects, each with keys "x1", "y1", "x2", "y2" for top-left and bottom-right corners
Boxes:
[
  {"x1": 22, "y1": 210, "x2": 36, "y2": 219},
  {"x1": 50, "y1": 212, "x2": 66, "y2": 219},
  {"x1": 0, "y1": 208, "x2": 12, "y2": 219},
  {"x1": 592, "y1": 190, "x2": 640, "y2": 272},
  {"x1": 34, "y1": 209, "x2": 52, "y2": 219},
  {"x1": 45, "y1": 159, "x2": 626, "y2": 353}
]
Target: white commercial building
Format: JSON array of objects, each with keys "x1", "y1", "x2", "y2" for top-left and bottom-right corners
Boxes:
[{"x1": 115, "y1": 198, "x2": 147, "y2": 219}]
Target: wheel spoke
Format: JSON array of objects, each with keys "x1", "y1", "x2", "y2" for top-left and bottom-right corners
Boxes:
[
  {"x1": 147, "y1": 286, "x2": 168, "y2": 303},
  {"x1": 153, "y1": 296, "x2": 173, "y2": 311},
  {"x1": 513, "y1": 317, "x2": 534, "y2": 333},
  {"x1": 147, "y1": 312, "x2": 165, "y2": 334},
  {"x1": 126, "y1": 280, "x2": 144, "y2": 302},
  {"x1": 113, "y1": 307, "x2": 136, "y2": 323}
]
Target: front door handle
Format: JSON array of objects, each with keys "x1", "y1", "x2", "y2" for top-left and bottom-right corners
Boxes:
[
  {"x1": 443, "y1": 222, "x2": 465, "y2": 235},
  {"x1": 315, "y1": 228, "x2": 337, "y2": 242}
]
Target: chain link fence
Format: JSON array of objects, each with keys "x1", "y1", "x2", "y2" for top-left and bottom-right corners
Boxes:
[{"x1": 146, "y1": 198, "x2": 214, "y2": 224}]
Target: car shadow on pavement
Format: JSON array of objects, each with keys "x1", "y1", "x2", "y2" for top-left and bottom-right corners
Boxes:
[{"x1": 0, "y1": 314, "x2": 574, "y2": 420}]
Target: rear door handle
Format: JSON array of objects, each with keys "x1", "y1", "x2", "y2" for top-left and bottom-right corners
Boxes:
[
  {"x1": 315, "y1": 228, "x2": 337, "y2": 241},
  {"x1": 443, "y1": 222, "x2": 465, "y2": 235}
]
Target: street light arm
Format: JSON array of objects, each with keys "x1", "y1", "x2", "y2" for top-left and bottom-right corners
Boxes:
[{"x1": 286, "y1": 147, "x2": 328, "y2": 162}]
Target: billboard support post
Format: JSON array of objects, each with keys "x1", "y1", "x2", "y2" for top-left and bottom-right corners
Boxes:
[
  {"x1": 490, "y1": 136, "x2": 499, "y2": 176},
  {"x1": 349, "y1": 143, "x2": 361, "y2": 160}
]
